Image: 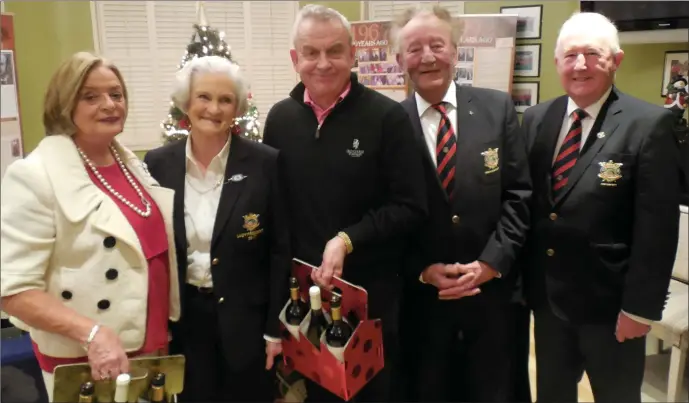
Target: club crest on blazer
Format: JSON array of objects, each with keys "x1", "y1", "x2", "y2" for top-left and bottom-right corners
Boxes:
[
  {"x1": 480, "y1": 148, "x2": 500, "y2": 174},
  {"x1": 237, "y1": 213, "x2": 264, "y2": 240},
  {"x1": 597, "y1": 160, "x2": 623, "y2": 186}
]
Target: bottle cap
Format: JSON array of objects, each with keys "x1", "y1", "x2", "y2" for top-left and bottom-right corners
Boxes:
[
  {"x1": 152, "y1": 372, "x2": 166, "y2": 386},
  {"x1": 80, "y1": 381, "x2": 95, "y2": 394},
  {"x1": 309, "y1": 285, "x2": 320, "y2": 297},
  {"x1": 116, "y1": 373, "x2": 131, "y2": 386}
]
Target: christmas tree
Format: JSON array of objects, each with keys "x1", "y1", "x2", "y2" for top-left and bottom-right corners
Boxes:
[{"x1": 160, "y1": 2, "x2": 261, "y2": 144}]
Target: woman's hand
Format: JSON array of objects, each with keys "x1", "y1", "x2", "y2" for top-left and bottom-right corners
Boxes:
[{"x1": 86, "y1": 326, "x2": 129, "y2": 381}]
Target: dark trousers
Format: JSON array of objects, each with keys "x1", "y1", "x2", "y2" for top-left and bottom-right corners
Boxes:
[
  {"x1": 533, "y1": 308, "x2": 646, "y2": 403},
  {"x1": 509, "y1": 302, "x2": 533, "y2": 403},
  {"x1": 306, "y1": 278, "x2": 401, "y2": 402},
  {"x1": 409, "y1": 282, "x2": 514, "y2": 402},
  {"x1": 177, "y1": 285, "x2": 275, "y2": 402}
]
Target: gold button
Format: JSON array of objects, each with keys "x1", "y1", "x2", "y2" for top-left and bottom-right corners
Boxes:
[
  {"x1": 451, "y1": 215, "x2": 460, "y2": 224},
  {"x1": 549, "y1": 213, "x2": 558, "y2": 221},
  {"x1": 212, "y1": 258, "x2": 219, "y2": 265},
  {"x1": 546, "y1": 249, "x2": 555, "y2": 257},
  {"x1": 218, "y1": 297, "x2": 224, "y2": 304}
]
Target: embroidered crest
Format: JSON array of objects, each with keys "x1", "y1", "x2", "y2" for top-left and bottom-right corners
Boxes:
[
  {"x1": 347, "y1": 138, "x2": 364, "y2": 157},
  {"x1": 597, "y1": 160, "x2": 623, "y2": 186},
  {"x1": 480, "y1": 148, "x2": 500, "y2": 174},
  {"x1": 237, "y1": 213, "x2": 264, "y2": 240}
]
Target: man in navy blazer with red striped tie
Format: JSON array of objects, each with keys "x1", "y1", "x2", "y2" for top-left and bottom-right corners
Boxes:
[
  {"x1": 394, "y1": 5, "x2": 532, "y2": 402},
  {"x1": 521, "y1": 12, "x2": 680, "y2": 403}
]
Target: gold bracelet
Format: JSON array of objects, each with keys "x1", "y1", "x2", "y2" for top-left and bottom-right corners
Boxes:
[{"x1": 337, "y1": 231, "x2": 353, "y2": 254}]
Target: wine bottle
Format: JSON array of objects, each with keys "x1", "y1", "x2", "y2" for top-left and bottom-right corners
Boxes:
[
  {"x1": 325, "y1": 294, "x2": 353, "y2": 361},
  {"x1": 285, "y1": 277, "x2": 308, "y2": 330},
  {"x1": 113, "y1": 373, "x2": 130, "y2": 403},
  {"x1": 306, "y1": 286, "x2": 328, "y2": 349},
  {"x1": 78, "y1": 381, "x2": 95, "y2": 403},
  {"x1": 150, "y1": 373, "x2": 167, "y2": 403}
]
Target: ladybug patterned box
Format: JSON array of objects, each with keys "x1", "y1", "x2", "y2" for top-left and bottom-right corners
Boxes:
[{"x1": 278, "y1": 258, "x2": 384, "y2": 401}]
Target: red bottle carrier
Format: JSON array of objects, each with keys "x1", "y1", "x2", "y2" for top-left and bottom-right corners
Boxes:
[{"x1": 278, "y1": 259, "x2": 384, "y2": 401}]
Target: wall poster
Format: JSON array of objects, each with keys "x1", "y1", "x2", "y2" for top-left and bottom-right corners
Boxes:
[
  {"x1": 351, "y1": 20, "x2": 407, "y2": 102},
  {"x1": 1, "y1": 12, "x2": 24, "y2": 180},
  {"x1": 452, "y1": 14, "x2": 517, "y2": 93}
]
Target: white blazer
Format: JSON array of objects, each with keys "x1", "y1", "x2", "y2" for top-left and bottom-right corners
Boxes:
[{"x1": 0, "y1": 135, "x2": 180, "y2": 358}]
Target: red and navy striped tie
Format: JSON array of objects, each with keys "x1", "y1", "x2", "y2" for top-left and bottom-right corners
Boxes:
[
  {"x1": 552, "y1": 109, "x2": 587, "y2": 197},
  {"x1": 433, "y1": 102, "x2": 456, "y2": 198}
]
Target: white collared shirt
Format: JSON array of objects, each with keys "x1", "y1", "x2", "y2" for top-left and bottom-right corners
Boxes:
[
  {"x1": 184, "y1": 137, "x2": 231, "y2": 288},
  {"x1": 552, "y1": 87, "x2": 612, "y2": 162},
  {"x1": 415, "y1": 83, "x2": 458, "y2": 165}
]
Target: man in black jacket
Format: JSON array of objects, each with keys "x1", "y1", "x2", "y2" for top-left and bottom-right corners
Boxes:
[
  {"x1": 521, "y1": 12, "x2": 679, "y2": 402},
  {"x1": 394, "y1": 5, "x2": 532, "y2": 402},
  {"x1": 262, "y1": 4, "x2": 427, "y2": 402}
]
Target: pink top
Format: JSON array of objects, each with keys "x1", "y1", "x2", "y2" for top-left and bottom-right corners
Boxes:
[
  {"x1": 33, "y1": 163, "x2": 170, "y2": 373},
  {"x1": 304, "y1": 82, "x2": 351, "y2": 125}
]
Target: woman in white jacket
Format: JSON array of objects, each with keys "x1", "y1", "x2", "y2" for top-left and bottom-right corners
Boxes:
[{"x1": 0, "y1": 52, "x2": 180, "y2": 400}]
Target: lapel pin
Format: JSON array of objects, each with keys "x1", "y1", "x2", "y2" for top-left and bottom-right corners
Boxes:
[
  {"x1": 469, "y1": 110, "x2": 474, "y2": 115},
  {"x1": 597, "y1": 132, "x2": 605, "y2": 139},
  {"x1": 229, "y1": 174, "x2": 247, "y2": 182}
]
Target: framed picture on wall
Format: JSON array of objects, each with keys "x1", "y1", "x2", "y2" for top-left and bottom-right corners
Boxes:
[
  {"x1": 500, "y1": 5, "x2": 542, "y2": 39},
  {"x1": 514, "y1": 44, "x2": 541, "y2": 77},
  {"x1": 511, "y1": 82, "x2": 539, "y2": 113},
  {"x1": 661, "y1": 50, "x2": 688, "y2": 97}
]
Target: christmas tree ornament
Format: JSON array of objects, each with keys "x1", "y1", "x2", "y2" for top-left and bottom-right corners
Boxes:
[{"x1": 160, "y1": 0, "x2": 262, "y2": 144}]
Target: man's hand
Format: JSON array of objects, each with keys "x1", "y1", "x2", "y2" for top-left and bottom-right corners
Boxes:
[
  {"x1": 265, "y1": 340, "x2": 283, "y2": 370},
  {"x1": 422, "y1": 263, "x2": 480, "y2": 300},
  {"x1": 615, "y1": 312, "x2": 651, "y2": 343},
  {"x1": 313, "y1": 236, "x2": 347, "y2": 288},
  {"x1": 437, "y1": 261, "x2": 499, "y2": 300}
]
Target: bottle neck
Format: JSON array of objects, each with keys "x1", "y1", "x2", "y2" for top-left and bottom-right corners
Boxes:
[
  {"x1": 331, "y1": 306, "x2": 342, "y2": 321},
  {"x1": 290, "y1": 287, "x2": 299, "y2": 301},
  {"x1": 152, "y1": 385, "x2": 165, "y2": 402},
  {"x1": 310, "y1": 294, "x2": 322, "y2": 311}
]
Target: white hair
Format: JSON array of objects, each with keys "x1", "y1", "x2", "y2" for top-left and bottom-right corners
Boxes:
[
  {"x1": 555, "y1": 12, "x2": 621, "y2": 58},
  {"x1": 170, "y1": 55, "x2": 249, "y2": 115},
  {"x1": 291, "y1": 4, "x2": 352, "y2": 49}
]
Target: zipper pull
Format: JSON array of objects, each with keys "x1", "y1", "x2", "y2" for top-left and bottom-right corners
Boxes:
[{"x1": 315, "y1": 123, "x2": 322, "y2": 139}]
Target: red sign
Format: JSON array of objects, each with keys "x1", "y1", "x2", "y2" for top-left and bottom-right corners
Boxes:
[{"x1": 1, "y1": 13, "x2": 16, "y2": 51}]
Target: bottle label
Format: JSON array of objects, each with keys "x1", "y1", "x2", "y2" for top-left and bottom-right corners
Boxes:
[{"x1": 327, "y1": 344, "x2": 346, "y2": 362}]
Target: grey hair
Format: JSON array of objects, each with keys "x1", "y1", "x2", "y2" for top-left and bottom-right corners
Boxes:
[
  {"x1": 291, "y1": 4, "x2": 352, "y2": 48},
  {"x1": 390, "y1": 5, "x2": 459, "y2": 54},
  {"x1": 170, "y1": 55, "x2": 249, "y2": 116},
  {"x1": 555, "y1": 12, "x2": 621, "y2": 57}
]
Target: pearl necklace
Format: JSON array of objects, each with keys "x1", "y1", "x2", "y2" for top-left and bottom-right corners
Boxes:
[{"x1": 77, "y1": 144, "x2": 152, "y2": 218}]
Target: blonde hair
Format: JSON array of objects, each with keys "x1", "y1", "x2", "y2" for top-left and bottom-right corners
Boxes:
[
  {"x1": 43, "y1": 51, "x2": 128, "y2": 136},
  {"x1": 390, "y1": 5, "x2": 459, "y2": 53}
]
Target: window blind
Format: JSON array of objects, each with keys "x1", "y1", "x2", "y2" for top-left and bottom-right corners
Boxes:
[{"x1": 92, "y1": 1, "x2": 299, "y2": 151}]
